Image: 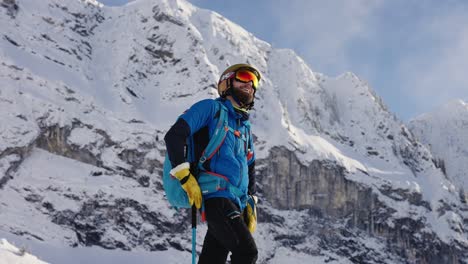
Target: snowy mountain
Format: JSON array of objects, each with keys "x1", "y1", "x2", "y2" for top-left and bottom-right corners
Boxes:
[
  {"x1": 0, "y1": 238, "x2": 48, "y2": 264},
  {"x1": 409, "y1": 99, "x2": 468, "y2": 203},
  {"x1": 1, "y1": 0, "x2": 467, "y2": 263}
]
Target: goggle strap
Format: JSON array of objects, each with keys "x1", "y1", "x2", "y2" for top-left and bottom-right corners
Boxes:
[{"x1": 219, "y1": 72, "x2": 235, "y2": 84}]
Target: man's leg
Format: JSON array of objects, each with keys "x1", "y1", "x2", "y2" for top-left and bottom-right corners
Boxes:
[
  {"x1": 198, "y1": 229, "x2": 229, "y2": 263},
  {"x1": 198, "y1": 198, "x2": 257, "y2": 264}
]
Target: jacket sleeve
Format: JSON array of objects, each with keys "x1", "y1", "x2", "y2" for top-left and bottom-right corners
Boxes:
[
  {"x1": 164, "y1": 118, "x2": 191, "y2": 167},
  {"x1": 248, "y1": 160, "x2": 256, "y2": 195},
  {"x1": 164, "y1": 99, "x2": 218, "y2": 167}
]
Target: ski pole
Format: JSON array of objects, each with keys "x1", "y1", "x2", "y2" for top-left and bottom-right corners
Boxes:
[{"x1": 191, "y1": 205, "x2": 197, "y2": 264}]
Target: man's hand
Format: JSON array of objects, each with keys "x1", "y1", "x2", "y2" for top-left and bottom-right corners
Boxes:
[
  {"x1": 245, "y1": 195, "x2": 258, "y2": 233},
  {"x1": 170, "y1": 162, "x2": 202, "y2": 209}
]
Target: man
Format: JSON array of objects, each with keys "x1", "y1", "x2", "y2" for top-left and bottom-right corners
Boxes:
[{"x1": 164, "y1": 63, "x2": 261, "y2": 264}]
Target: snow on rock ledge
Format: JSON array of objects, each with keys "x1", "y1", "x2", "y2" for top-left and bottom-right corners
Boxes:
[{"x1": 0, "y1": 238, "x2": 49, "y2": 264}]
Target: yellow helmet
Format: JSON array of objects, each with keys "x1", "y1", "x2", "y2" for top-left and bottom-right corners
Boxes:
[{"x1": 217, "y1": 63, "x2": 261, "y2": 97}]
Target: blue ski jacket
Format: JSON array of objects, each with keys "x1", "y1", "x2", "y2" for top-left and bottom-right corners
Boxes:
[{"x1": 164, "y1": 98, "x2": 256, "y2": 209}]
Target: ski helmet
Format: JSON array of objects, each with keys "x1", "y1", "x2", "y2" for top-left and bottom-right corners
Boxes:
[{"x1": 217, "y1": 63, "x2": 262, "y2": 97}]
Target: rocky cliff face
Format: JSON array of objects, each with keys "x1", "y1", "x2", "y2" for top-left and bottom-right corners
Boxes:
[
  {"x1": 259, "y1": 147, "x2": 467, "y2": 263},
  {"x1": 0, "y1": 117, "x2": 195, "y2": 252}
]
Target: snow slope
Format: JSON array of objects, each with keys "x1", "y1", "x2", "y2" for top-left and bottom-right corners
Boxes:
[
  {"x1": 0, "y1": 238, "x2": 48, "y2": 264},
  {"x1": 409, "y1": 99, "x2": 468, "y2": 198},
  {"x1": 1, "y1": 0, "x2": 467, "y2": 263}
]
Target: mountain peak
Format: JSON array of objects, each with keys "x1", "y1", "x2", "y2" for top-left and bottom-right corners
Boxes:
[
  {"x1": 442, "y1": 98, "x2": 468, "y2": 112},
  {"x1": 82, "y1": 0, "x2": 103, "y2": 7},
  {"x1": 412, "y1": 99, "x2": 468, "y2": 124},
  {"x1": 2, "y1": 0, "x2": 467, "y2": 262},
  {"x1": 409, "y1": 98, "x2": 468, "y2": 195}
]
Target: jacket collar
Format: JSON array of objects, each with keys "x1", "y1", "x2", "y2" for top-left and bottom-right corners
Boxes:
[{"x1": 217, "y1": 97, "x2": 250, "y2": 121}]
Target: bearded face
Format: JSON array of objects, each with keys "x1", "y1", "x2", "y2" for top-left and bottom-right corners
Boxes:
[{"x1": 232, "y1": 79, "x2": 255, "y2": 106}]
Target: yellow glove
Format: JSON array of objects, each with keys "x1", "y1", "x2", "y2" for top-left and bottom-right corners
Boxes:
[
  {"x1": 170, "y1": 162, "x2": 202, "y2": 209},
  {"x1": 245, "y1": 195, "x2": 258, "y2": 234}
]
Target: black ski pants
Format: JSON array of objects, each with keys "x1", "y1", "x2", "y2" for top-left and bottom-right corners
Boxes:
[{"x1": 198, "y1": 197, "x2": 258, "y2": 264}]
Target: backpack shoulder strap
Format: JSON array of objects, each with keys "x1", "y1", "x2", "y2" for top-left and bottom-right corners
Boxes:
[
  {"x1": 198, "y1": 102, "x2": 229, "y2": 168},
  {"x1": 245, "y1": 120, "x2": 254, "y2": 162}
]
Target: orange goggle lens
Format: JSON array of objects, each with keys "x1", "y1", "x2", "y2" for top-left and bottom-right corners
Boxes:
[{"x1": 235, "y1": 70, "x2": 259, "y2": 89}]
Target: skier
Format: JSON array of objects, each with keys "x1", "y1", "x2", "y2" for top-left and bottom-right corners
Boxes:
[{"x1": 164, "y1": 63, "x2": 261, "y2": 264}]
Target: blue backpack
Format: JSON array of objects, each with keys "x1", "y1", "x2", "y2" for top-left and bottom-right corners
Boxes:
[{"x1": 163, "y1": 102, "x2": 247, "y2": 209}]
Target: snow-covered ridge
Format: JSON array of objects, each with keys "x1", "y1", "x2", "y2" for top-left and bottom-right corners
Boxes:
[
  {"x1": 1, "y1": 0, "x2": 468, "y2": 263},
  {"x1": 0, "y1": 238, "x2": 49, "y2": 264},
  {"x1": 409, "y1": 99, "x2": 468, "y2": 199}
]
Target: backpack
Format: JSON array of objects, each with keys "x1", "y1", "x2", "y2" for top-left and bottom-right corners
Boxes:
[{"x1": 163, "y1": 101, "x2": 238, "y2": 209}]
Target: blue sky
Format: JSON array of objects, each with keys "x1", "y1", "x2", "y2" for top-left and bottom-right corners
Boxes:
[{"x1": 100, "y1": 0, "x2": 468, "y2": 121}]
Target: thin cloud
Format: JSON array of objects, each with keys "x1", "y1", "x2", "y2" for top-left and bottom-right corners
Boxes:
[
  {"x1": 264, "y1": 0, "x2": 468, "y2": 118},
  {"x1": 264, "y1": 0, "x2": 383, "y2": 74},
  {"x1": 396, "y1": 5, "x2": 468, "y2": 116}
]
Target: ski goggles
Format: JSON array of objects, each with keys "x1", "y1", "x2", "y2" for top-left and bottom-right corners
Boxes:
[
  {"x1": 235, "y1": 69, "x2": 259, "y2": 89},
  {"x1": 220, "y1": 69, "x2": 259, "y2": 89}
]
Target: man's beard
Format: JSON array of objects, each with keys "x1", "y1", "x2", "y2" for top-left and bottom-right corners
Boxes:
[{"x1": 232, "y1": 86, "x2": 254, "y2": 106}]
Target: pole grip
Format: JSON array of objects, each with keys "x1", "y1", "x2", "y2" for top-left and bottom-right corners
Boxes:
[{"x1": 191, "y1": 205, "x2": 197, "y2": 228}]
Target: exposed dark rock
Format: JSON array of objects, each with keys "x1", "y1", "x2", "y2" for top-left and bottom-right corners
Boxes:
[
  {"x1": 24, "y1": 193, "x2": 43, "y2": 203},
  {"x1": 259, "y1": 146, "x2": 350, "y2": 214},
  {"x1": 3, "y1": 35, "x2": 20, "y2": 47},
  {"x1": 274, "y1": 234, "x2": 305, "y2": 246},
  {"x1": 144, "y1": 45, "x2": 174, "y2": 62},
  {"x1": 1, "y1": 0, "x2": 19, "y2": 18},
  {"x1": 137, "y1": 175, "x2": 150, "y2": 187},
  {"x1": 42, "y1": 201, "x2": 55, "y2": 212},
  {"x1": 152, "y1": 6, "x2": 183, "y2": 26},
  {"x1": 35, "y1": 124, "x2": 100, "y2": 167},
  {"x1": 379, "y1": 184, "x2": 431, "y2": 209},
  {"x1": 257, "y1": 146, "x2": 468, "y2": 263},
  {"x1": 52, "y1": 198, "x2": 191, "y2": 250},
  {"x1": 432, "y1": 157, "x2": 447, "y2": 176},
  {"x1": 11, "y1": 230, "x2": 44, "y2": 241},
  {"x1": 0, "y1": 144, "x2": 34, "y2": 189},
  {"x1": 126, "y1": 87, "x2": 138, "y2": 98},
  {"x1": 52, "y1": 209, "x2": 76, "y2": 226},
  {"x1": 91, "y1": 171, "x2": 103, "y2": 176}
]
